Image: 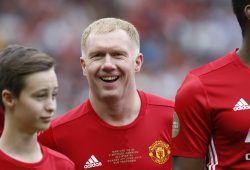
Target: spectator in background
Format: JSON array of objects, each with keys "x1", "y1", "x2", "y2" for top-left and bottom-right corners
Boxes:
[
  {"x1": 39, "y1": 18, "x2": 174, "y2": 170},
  {"x1": 0, "y1": 45, "x2": 75, "y2": 170},
  {"x1": 173, "y1": 1, "x2": 250, "y2": 169}
]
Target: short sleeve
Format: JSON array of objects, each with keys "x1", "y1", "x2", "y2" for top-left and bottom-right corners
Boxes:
[{"x1": 173, "y1": 73, "x2": 213, "y2": 158}]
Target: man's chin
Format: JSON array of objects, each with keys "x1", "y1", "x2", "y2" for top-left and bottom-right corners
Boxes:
[{"x1": 99, "y1": 91, "x2": 121, "y2": 100}]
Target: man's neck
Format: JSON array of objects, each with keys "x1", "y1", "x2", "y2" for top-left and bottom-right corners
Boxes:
[
  {"x1": 90, "y1": 91, "x2": 141, "y2": 126},
  {"x1": 238, "y1": 39, "x2": 250, "y2": 67}
]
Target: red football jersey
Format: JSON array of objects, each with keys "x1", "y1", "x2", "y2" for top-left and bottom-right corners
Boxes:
[
  {"x1": 39, "y1": 90, "x2": 174, "y2": 170},
  {"x1": 173, "y1": 49, "x2": 250, "y2": 169},
  {"x1": 0, "y1": 145, "x2": 75, "y2": 170}
]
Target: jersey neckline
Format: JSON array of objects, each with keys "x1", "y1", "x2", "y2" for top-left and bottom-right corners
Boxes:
[
  {"x1": 86, "y1": 90, "x2": 147, "y2": 130},
  {"x1": 0, "y1": 144, "x2": 48, "y2": 168}
]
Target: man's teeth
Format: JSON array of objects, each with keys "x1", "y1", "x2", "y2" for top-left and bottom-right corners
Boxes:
[{"x1": 102, "y1": 76, "x2": 118, "y2": 81}]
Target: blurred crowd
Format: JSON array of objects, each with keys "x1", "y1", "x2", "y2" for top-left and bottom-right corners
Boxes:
[{"x1": 0, "y1": 0, "x2": 242, "y2": 115}]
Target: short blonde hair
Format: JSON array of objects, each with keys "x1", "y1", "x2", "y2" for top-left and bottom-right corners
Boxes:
[{"x1": 81, "y1": 18, "x2": 140, "y2": 55}]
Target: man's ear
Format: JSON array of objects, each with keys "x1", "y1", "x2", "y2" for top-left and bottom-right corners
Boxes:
[
  {"x1": 135, "y1": 53, "x2": 143, "y2": 72},
  {"x1": 80, "y1": 56, "x2": 87, "y2": 76},
  {"x1": 2, "y1": 89, "x2": 15, "y2": 108},
  {"x1": 244, "y1": 5, "x2": 250, "y2": 20}
]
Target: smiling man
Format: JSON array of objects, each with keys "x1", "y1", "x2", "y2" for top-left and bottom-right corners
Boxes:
[{"x1": 39, "y1": 18, "x2": 175, "y2": 170}]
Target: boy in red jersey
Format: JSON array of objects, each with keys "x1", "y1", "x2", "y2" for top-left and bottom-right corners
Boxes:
[
  {"x1": 39, "y1": 18, "x2": 175, "y2": 170},
  {"x1": 173, "y1": 1, "x2": 250, "y2": 170},
  {"x1": 0, "y1": 45, "x2": 75, "y2": 170}
]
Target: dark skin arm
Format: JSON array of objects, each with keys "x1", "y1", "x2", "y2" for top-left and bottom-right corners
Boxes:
[{"x1": 173, "y1": 157, "x2": 205, "y2": 170}]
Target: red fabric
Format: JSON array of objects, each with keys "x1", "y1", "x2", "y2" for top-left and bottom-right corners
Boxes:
[
  {"x1": 0, "y1": 145, "x2": 75, "y2": 169},
  {"x1": 173, "y1": 49, "x2": 250, "y2": 169},
  {"x1": 39, "y1": 90, "x2": 174, "y2": 170}
]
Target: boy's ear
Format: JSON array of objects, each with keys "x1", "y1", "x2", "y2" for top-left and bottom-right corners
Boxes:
[
  {"x1": 2, "y1": 89, "x2": 15, "y2": 108},
  {"x1": 80, "y1": 56, "x2": 87, "y2": 76}
]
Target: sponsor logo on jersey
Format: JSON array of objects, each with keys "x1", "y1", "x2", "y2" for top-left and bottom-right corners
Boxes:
[
  {"x1": 84, "y1": 155, "x2": 102, "y2": 169},
  {"x1": 233, "y1": 98, "x2": 250, "y2": 111},
  {"x1": 148, "y1": 140, "x2": 171, "y2": 164}
]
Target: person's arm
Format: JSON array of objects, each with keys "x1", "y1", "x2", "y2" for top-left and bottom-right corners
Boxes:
[
  {"x1": 172, "y1": 73, "x2": 212, "y2": 169},
  {"x1": 173, "y1": 157, "x2": 205, "y2": 170},
  {"x1": 172, "y1": 112, "x2": 205, "y2": 170}
]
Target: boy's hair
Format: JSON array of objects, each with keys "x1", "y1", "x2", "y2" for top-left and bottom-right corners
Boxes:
[
  {"x1": 0, "y1": 44, "x2": 55, "y2": 108},
  {"x1": 232, "y1": 0, "x2": 250, "y2": 35},
  {"x1": 81, "y1": 18, "x2": 140, "y2": 56}
]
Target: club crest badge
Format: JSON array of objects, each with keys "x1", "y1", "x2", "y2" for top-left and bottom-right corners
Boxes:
[{"x1": 149, "y1": 140, "x2": 171, "y2": 164}]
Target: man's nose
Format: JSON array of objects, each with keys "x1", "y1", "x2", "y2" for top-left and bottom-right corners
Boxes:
[{"x1": 101, "y1": 55, "x2": 116, "y2": 70}]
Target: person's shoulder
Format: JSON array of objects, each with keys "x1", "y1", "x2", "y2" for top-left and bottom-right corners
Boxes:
[
  {"x1": 43, "y1": 146, "x2": 72, "y2": 161},
  {"x1": 52, "y1": 100, "x2": 90, "y2": 128},
  {"x1": 176, "y1": 50, "x2": 237, "y2": 103},
  {"x1": 190, "y1": 49, "x2": 237, "y2": 78},
  {"x1": 42, "y1": 145, "x2": 74, "y2": 166},
  {"x1": 140, "y1": 90, "x2": 174, "y2": 108}
]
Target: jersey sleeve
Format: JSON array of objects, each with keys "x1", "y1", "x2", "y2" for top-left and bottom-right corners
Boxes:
[
  {"x1": 44, "y1": 146, "x2": 75, "y2": 170},
  {"x1": 173, "y1": 73, "x2": 213, "y2": 158},
  {"x1": 38, "y1": 124, "x2": 58, "y2": 151}
]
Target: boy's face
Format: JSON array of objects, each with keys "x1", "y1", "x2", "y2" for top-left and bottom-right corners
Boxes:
[{"x1": 11, "y1": 68, "x2": 58, "y2": 133}]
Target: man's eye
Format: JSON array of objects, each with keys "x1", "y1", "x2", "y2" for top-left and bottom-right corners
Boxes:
[
  {"x1": 52, "y1": 92, "x2": 58, "y2": 99},
  {"x1": 91, "y1": 53, "x2": 104, "y2": 58},
  {"x1": 115, "y1": 52, "x2": 122, "y2": 55},
  {"x1": 89, "y1": 55, "x2": 100, "y2": 60},
  {"x1": 112, "y1": 52, "x2": 126, "y2": 58},
  {"x1": 36, "y1": 94, "x2": 46, "y2": 99}
]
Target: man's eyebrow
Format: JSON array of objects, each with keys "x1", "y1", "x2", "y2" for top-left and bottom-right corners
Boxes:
[{"x1": 88, "y1": 51, "x2": 104, "y2": 56}]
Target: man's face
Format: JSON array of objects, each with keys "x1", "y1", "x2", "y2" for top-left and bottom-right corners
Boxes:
[{"x1": 81, "y1": 29, "x2": 143, "y2": 101}]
